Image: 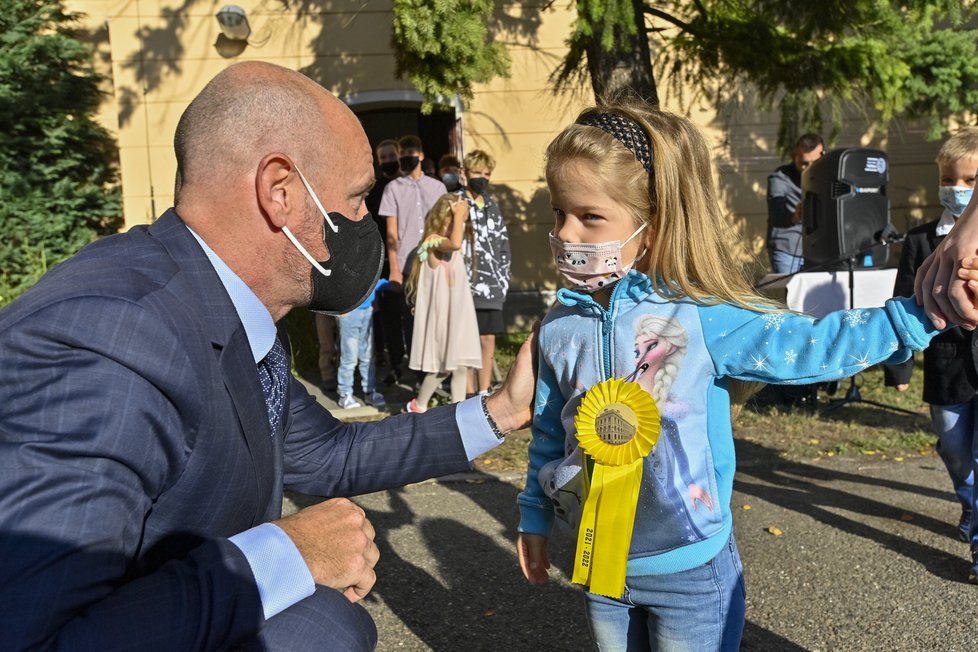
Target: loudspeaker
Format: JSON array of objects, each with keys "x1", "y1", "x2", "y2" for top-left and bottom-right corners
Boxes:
[{"x1": 801, "y1": 148, "x2": 890, "y2": 270}]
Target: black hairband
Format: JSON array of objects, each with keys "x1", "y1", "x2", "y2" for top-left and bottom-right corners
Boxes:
[{"x1": 576, "y1": 112, "x2": 654, "y2": 174}]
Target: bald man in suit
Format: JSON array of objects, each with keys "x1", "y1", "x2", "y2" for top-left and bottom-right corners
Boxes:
[{"x1": 0, "y1": 62, "x2": 534, "y2": 651}]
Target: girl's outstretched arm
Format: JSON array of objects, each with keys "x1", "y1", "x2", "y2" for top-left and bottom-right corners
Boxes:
[
  {"x1": 705, "y1": 297, "x2": 940, "y2": 386},
  {"x1": 517, "y1": 533, "x2": 551, "y2": 585}
]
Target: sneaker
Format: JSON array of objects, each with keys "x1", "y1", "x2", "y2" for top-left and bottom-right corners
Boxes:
[
  {"x1": 404, "y1": 398, "x2": 426, "y2": 414},
  {"x1": 366, "y1": 391, "x2": 386, "y2": 408},
  {"x1": 958, "y1": 509, "x2": 972, "y2": 543},
  {"x1": 338, "y1": 393, "x2": 362, "y2": 410}
]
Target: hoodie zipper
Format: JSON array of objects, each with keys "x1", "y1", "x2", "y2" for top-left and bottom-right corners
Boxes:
[{"x1": 599, "y1": 280, "x2": 632, "y2": 380}]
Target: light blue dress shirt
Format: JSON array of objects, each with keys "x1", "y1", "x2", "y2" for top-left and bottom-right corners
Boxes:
[{"x1": 188, "y1": 227, "x2": 501, "y2": 620}]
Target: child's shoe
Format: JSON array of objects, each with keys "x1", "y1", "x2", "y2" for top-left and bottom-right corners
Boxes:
[
  {"x1": 958, "y1": 508, "x2": 972, "y2": 543},
  {"x1": 404, "y1": 398, "x2": 426, "y2": 413},
  {"x1": 338, "y1": 393, "x2": 362, "y2": 410},
  {"x1": 366, "y1": 391, "x2": 387, "y2": 408}
]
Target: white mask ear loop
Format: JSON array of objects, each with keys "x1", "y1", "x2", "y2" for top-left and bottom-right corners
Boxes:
[
  {"x1": 294, "y1": 166, "x2": 339, "y2": 233},
  {"x1": 284, "y1": 164, "x2": 334, "y2": 277},
  {"x1": 281, "y1": 226, "x2": 331, "y2": 277},
  {"x1": 623, "y1": 222, "x2": 647, "y2": 245},
  {"x1": 624, "y1": 222, "x2": 648, "y2": 264}
]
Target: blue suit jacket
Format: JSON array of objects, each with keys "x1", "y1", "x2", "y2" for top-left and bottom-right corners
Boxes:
[{"x1": 0, "y1": 210, "x2": 470, "y2": 650}]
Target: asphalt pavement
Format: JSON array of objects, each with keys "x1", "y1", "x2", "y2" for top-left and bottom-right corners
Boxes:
[{"x1": 290, "y1": 381, "x2": 977, "y2": 651}]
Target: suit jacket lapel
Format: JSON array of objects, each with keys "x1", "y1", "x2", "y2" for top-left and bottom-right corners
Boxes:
[
  {"x1": 149, "y1": 210, "x2": 276, "y2": 523},
  {"x1": 221, "y1": 327, "x2": 276, "y2": 520}
]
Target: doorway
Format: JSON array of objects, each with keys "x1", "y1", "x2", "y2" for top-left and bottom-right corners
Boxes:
[{"x1": 356, "y1": 106, "x2": 460, "y2": 174}]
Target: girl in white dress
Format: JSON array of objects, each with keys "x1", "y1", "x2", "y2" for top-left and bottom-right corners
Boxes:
[{"x1": 405, "y1": 194, "x2": 482, "y2": 412}]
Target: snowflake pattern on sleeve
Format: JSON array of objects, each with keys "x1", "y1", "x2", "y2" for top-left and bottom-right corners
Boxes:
[{"x1": 704, "y1": 298, "x2": 933, "y2": 386}]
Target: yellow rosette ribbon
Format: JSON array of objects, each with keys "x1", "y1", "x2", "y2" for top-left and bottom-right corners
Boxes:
[{"x1": 571, "y1": 377, "x2": 660, "y2": 598}]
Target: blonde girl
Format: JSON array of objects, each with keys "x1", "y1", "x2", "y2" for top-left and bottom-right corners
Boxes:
[
  {"x1": 404, "y1": 194, "x2": 481, "y2": 412},
  {"x1": 516, "y1": 99, "x2": 940, "y2": 650}
]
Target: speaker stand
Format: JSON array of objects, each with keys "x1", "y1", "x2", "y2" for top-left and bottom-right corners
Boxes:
[{"x1": 819, "y1": 256, "x2": 919, "y2": 418}]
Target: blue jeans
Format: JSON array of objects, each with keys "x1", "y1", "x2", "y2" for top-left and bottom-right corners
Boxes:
[
  {"x1": 337, "y1": 309, "x2": 375, "y2": 396},
  {"x1": 585, "y1": 535, "x2": 745, "y2": 652},
  {"x1": 769, "y1": 249, "x2": 804, "y2": 275},
  {"x1": 930, "y1": 400, "x2": 978, "y2": 546}
]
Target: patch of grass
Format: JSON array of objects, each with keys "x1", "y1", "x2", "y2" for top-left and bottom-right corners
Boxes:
[
  {"x1": 494, "y1": 332, "x2": 526, "y2": 376},
  {"x1": 735, "y1": 364, "x2": 935, "y2": 463},
  {"x1": 472, "y1": 331, "x2": 937, "y2": 473}
]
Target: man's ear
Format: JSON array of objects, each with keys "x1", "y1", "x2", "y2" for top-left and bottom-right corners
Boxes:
[{"x1": 256, "y1": 153, "x2": 297, "y2": 229}]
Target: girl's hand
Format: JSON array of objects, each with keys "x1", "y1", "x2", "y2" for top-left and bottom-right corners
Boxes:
[
  {"x1": 517, "y1": 533, "x2": 551, "y2": 585},
  {"x1": 450, "y1": 198, "x2": 468, "y2": 221},
  {"x1": 956, "y1": 257, "x2": 978, "y2": 292},
  {"x1": 688, "y1": 484, "x2": 714, "y2": 511}
]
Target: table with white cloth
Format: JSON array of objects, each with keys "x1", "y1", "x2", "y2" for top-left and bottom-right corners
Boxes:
[
  {"x1": 758, "y1": 268, "x2": 898, "y2": 317},
  {"x1": 755, "y1": 268, "x2": 899, "y2": 410}
]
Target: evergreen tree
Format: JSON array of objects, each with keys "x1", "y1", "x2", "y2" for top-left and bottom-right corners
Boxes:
[
  {"x1": 392, "y1": 0, "x2": 509, "y2": 112},
  {"x1": 0, "y1": 0, "x2": 121, "y2": 306},
  {"x1": 555, "y1": 0, "x2": 658, "y2": 105},
  {"x1": 556, "y1": 1, "x2": 978, "y2": 151}
]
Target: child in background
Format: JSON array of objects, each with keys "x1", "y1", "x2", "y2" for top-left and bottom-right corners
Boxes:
[
  {"x1": 336, "y1": 278, "x2": 389, "y2": 410},
  {"x1": 885, "y1": 127, "x2": 978, "y2": 583},
  {"x1": 516, "y1": 100, "x2": 941, "y2": 650},
  {"x1": 457, "y1": 149, "x2": 512, "y2": 396},
  {"x1": 404, "y1": 194, "x2": 482, "y2": 412},
  {"x1": 437, "y1": 154, "x2": 463, "y2": 192}
]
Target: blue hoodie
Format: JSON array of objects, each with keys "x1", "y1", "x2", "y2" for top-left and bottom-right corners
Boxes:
[{"x1": 518, "y1": 270, "x2": 938, "y2": 576}]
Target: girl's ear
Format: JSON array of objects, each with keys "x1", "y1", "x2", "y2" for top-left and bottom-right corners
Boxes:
[{"x1": 637, "y1": 224, "x2": 655, "y2": 261}]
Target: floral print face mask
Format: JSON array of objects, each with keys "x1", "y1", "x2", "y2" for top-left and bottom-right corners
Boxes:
[{"x1": 549, "y1": 223, "x2": 647, "y2": 293}]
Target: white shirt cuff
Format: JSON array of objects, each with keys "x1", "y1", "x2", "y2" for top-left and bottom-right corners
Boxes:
[
  {"x1": 229, "y1": 522, "x2": 316, "y2": 620},
  {"x1": 455, "y1": 395, "x2": 503, "y2": 460}
]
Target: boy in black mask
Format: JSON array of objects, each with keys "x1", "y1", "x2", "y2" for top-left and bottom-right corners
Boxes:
[
  {"x1": 367, "y1": 139, "x2": 400, "y2": 218},
  {"x1": 378, "y1": 135, "x2": 447, "y2": 383},
  {"x1": 356, "y1": 138, "x2": 401, "y2": 377},
  {"x1": 456, "y1": 149, "x2": 511, "y2": 395}
]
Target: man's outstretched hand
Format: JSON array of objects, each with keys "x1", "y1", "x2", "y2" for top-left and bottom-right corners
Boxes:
[{"x1": 485, "y1": 322, "x2": 539, "y2": 434}]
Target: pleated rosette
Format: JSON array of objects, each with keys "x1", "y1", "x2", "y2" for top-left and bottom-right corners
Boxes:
[{"x1": 571, "y1": 378, "x2": 661, "y2": 598}]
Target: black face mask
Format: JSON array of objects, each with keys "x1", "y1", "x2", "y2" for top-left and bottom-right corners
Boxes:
[
  {"x1": 399, "y1": 155, "x2": 420, "y2": 173},
  {"x1": 286, "y1": 168, "x2": 385, "y2": 315},
  {"x1": 467, "y1": 177, "x2": 489, "y2": 196},
  {"x1": 379, "y1": 161, "x2": 400, "y2": 177},
  {"x1": 441, "y1": 172, "x2": 460, "y2": 191},
  {"x1": 310, "y1": 211, "x2": 383, "y2": 315}
]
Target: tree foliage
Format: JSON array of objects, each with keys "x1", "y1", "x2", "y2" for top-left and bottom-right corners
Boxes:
[
  {"x1": 0, "y1": 0, "x2": 121, "y2": 305},
  {"x1": 556, "y1": 0, "x2": 658, "y2": 103},
  {"x1": 564, "y1": 1, "x2": 978, "y2": 152},
  {"x1": 391, "y1": 0, "x2": 510, "y2": 112}
]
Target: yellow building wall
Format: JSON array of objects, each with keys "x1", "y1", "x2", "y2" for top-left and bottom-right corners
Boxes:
[{"x1": 70, "y1": 0, "x2": 947, "y2": 302}]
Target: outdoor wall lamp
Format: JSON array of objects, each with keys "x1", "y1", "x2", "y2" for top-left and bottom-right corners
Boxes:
[{"x1": 216, "y1": 5, "x2": 251, "y2": 41}]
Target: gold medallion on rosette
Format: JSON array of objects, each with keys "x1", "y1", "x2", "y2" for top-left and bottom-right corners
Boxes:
[{"x1": 571, "y1": 377, "x2": 661, "y2": 598}]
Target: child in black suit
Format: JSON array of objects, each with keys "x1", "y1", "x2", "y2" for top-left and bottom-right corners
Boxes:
[{"x1": 885, "y1": 127, "x2": 978, "y2": 584}]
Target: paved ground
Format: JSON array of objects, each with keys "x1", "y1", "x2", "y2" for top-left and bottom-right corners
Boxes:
[{"x1": 292, "y1": 380, "x2": 977, "y2": 651}]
